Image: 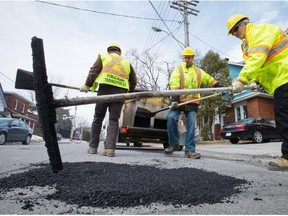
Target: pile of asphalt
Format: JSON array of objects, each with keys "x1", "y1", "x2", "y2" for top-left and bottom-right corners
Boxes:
[{"x1": 0, "y1": 162, "x2": 248, "y2": 208}]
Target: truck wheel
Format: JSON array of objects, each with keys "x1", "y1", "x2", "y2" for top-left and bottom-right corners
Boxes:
[{"x1": 134, "y1": 142, "x2": 143, "y2": 147}]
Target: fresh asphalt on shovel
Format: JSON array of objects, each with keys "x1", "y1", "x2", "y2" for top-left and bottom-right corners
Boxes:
[{"x1": 136, "y1": 93, "x2": 221, "y2": 118}]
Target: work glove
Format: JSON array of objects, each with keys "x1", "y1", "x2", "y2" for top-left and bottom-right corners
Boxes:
[
  {"x1": 170, "y1": 102, "x2": 179, "y2": 110},
  {"x1": 248, "y1": 82, "x2": 259, "y2": 91},
  {"x1": 231, "y1": 80, "x2": 244, "y2": 93},
  {"x1": 80, "y1": 84, "x2": 90, "y2": 93}
]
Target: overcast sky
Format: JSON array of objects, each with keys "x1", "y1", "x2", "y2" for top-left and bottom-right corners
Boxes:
[{"x1": 1, "y1": 0, "x2": 288, "y2": 125}]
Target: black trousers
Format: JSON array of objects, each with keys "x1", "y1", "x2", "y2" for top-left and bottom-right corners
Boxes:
[
  {"x1": 274, "y1": 83, "x2": 288, "y2": 159},
  {"x1": 89, "y1": 84, "x2": 126, "y2": 149}
]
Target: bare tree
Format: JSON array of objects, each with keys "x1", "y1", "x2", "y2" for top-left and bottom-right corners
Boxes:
[
  {"x1": 126, "y1": 49, "x2": 167, "y2": 91},
  {"x1": 76, "y1": 116, "x2": 90, "y2": 128}
]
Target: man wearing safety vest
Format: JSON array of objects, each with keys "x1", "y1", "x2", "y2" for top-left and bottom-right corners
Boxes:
[
  {"x1": 227, "y1": 14, "x2": 288, "y2": 171},
  {"x1": 165, "y1": 47, "x2": 223, "y2": 159},
  {"x1": 80, "y1": 43, "x2": 137, "y2": 157}
]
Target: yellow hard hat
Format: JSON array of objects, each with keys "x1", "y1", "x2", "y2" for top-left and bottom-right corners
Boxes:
[
  {"x1": 107, "y1": 42, "x2": 122, "y2": 54},
  {"x1": 182, "y1": 47, "x2": 195, "y2": 56},
  {"x1": 226, "y1": 14, "x2": 248, "y2": 35}
]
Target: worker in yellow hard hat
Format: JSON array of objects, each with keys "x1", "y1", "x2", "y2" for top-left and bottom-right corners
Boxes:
[
  {"x1": 80, "y1": 42, "x2": 137, "y2": 157},
  {"x1": 165, "y1": 47, "x2": 223, "y2": 158},
  {"x1": 226, "y1": 14, "x2": 249, "y2": 36},
  {"x1": 107, "y1": 42, "x2": 122, "y2": 55},
  {"x1": 226, "y1": 14, "x2": 288, "y2": 171}
]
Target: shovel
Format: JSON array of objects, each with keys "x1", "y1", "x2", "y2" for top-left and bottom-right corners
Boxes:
[
  {"x1": 15, "y1": 68, "x2": 145, "y2": 93},
  {"x1": 15, "y1": 69, "x2": 89, "y2": 91},
  {"x1": 136, "y1": 93, "x2": 221, "y2": 118}
]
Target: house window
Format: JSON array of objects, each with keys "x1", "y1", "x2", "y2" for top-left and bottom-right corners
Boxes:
[
  {"x1": 22, "y1": 104, "x2": 26, "y2": 113},
  {"x1": 235, "y1": 104, "x2": 248, "y2": 121},
  {"x1": 14, "y1": 100, "x2": 18, "y2": 110},
  {"x1": 243, "y1": 105, "x2": 247, "y2": 119}
]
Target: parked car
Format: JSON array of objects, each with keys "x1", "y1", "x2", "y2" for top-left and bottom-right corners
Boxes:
[
  {"x1": 56, "y1": 133, "x2": 62, "y2": 141},
  {"x1": 220, "y1": 117, "x2": 282, "y2": 144},
  {"x1": 0, "y1": 118, "x2": 33, "y2": 145}
]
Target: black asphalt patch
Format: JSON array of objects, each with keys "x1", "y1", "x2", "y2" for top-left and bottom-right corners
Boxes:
[{"x1": 0, "y1": 162, "x2": 248, "y2": 208}]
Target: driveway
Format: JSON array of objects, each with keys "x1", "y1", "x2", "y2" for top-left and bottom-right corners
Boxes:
[{"x1": 0, "y1": 140, "x2": 287, "y2": 214}]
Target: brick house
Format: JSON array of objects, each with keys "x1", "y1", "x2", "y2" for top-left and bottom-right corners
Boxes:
[
  {"x1": 224, "y1": 62, "x2": 274, "y2": 124},
  {"x1": 0, "y1": 83, "x2": 10, "y2": 117},
  {"x1": 3, "y1": 91, "x2": 38, "y2": 132}
]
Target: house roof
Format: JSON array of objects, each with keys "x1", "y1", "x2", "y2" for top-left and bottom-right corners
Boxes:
[
  {"x1": 6, "y1": 107, "x2": 36, "y2": 121},
  {"x1": 227, "y1": 61, "x2": 245, "y2": 67},
  {"x1": 4, "y1": 91, "x2": 31, "y2": 104},
  {"x1": 232, "y1": 91, "x2": 273, "y2": 104}
]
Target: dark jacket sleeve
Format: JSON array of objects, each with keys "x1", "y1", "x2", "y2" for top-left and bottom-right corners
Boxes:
[
  {"x1": 213, "y1": 82, "x2": 222, "y2": 87},
  {"x1": 128, "y1": 64, "x2": 137, "y2": 92},
  {"x1": 85, "y1": 54, "x2": 102, "y2": 87}
]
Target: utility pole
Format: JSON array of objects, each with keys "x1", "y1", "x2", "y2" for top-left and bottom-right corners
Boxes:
[
  {"x1": 170, "y1": 0, "x2": 200, "y2": 47},
  {"x1": 70, "y1": 106, "x2": 77, "y2": 139}
]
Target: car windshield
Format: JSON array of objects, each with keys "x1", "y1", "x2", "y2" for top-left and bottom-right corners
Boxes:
[
  {"x1": 235, "y1": 118, "x2": 255, "y2": 125},
  {"x1": 0, "y1": 118, "x2": 10, "y2": 127}
]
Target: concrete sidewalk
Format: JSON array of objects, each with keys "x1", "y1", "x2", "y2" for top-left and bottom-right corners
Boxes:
[{"x1": 197, "y1": 141, "x2": 282, "y2": 157}]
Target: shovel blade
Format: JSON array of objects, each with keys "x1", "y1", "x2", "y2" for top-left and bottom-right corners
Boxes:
[
  {"x1": 15, "y1": 69, "x2": 35, "y2": 90},
  {"x1": 136, "y1": 107, "x2": 154, "y2": 118}
]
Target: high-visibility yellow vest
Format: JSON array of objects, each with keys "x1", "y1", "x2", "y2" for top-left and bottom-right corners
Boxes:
[
  {"x1": 92, "y1": 53, "x2": 131, "y2": 91},
  {"x1": 169, "y1": 63, "x2": 217, "y2": 103},
  {"x1": 238, "y1": 23, "x2": 288, "y2": 95}
]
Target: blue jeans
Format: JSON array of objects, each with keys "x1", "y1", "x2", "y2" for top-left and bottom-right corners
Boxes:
[{"x1": 167, "y1": 109, "x2": 196, "y2": 152}]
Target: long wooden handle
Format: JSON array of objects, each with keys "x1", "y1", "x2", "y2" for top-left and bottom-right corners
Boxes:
[
  {"x1": 152, "y1": 93, "x2": 222, "y2": 115},
  {"x1": 172, "y1": 93, "x2": 221, "y2": 108}
]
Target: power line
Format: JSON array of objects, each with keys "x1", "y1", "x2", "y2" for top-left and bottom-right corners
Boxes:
[
  {"x1": 145, "y1": 25, "x2": 183, "y2": 53},
  {"x1": 170, "y1": 0, "x2": 200, "y2": 47},
  {"x1": 188, "y1": 32, "x2": 242, "y2": 61},
  {"x1": 36, "y1": 0, "x2": 180, "y2": 23},
  {"x1": 0, "y1": 72, "x2": 14, "y2": 83},
  {"x1": 145, "y1": 1, "x2": 240, "y2": 61},
  {"x1": 144, "y1": 1, "x2": 179, "y2": 52},
  {"x1": 149, "y1": 1, "x2": 183, "y2": 49}
]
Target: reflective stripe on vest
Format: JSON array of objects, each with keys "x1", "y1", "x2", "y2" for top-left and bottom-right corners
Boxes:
[
  {"x1": 178, "y1": 65, "x2": 201, "y2": 88},
  {"x1": 242, "y1": 31, "x2": 288, "y2": 63},
  {"x1": 102, "y1": 56, "x2": 129, "y2": 80},
  {"x1": 266, "y1": 33, "x2": 288, "y2": 62},
  {"x1": 94, "y1": 54, "x2": 130, "y2": 90},
  {"x1": 178, "y1": 65, "x2": 201, "y2": 103}
]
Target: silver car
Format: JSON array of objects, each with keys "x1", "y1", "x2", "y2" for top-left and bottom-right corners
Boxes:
[{"x1": 0, "y1": 118, "x2": 33, "y2": 145}]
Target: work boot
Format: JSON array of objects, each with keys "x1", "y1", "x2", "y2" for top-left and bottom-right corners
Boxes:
[
  {"x1": 87, "y1": 148, "x2": 98, "y2": 154},
  {"x1": 101, "y1": 149, "x2": 115, "y2": 157},
  {"x1": 185, "y1": 151, "x2": 201, "y2": 159},
  {"x1": 164, "y1": 145, "x2": 179, "y2": 155},
  {"x1": 268, "y1": 157, "x2": 288, "y2": 171}
]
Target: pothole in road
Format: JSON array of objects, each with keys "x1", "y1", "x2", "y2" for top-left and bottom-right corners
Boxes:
[{"x1": 0, "y1": 162, "x2": 249, "y2": 209}]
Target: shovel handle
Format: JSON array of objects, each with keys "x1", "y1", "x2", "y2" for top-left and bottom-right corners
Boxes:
[
  {"x1": 171, "y1": 93, "x2": 221, "y2": 108},
  {"x1": 153, "y1": 93, "x2": 222, "y2": 115},
  {"x1": 49, "y1": 83, "x2": 84, "y2": 91}
]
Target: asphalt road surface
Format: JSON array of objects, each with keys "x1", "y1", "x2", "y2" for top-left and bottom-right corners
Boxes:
[{"x1": 0, "y1": 140, "x2": 287, "y2": 214}]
